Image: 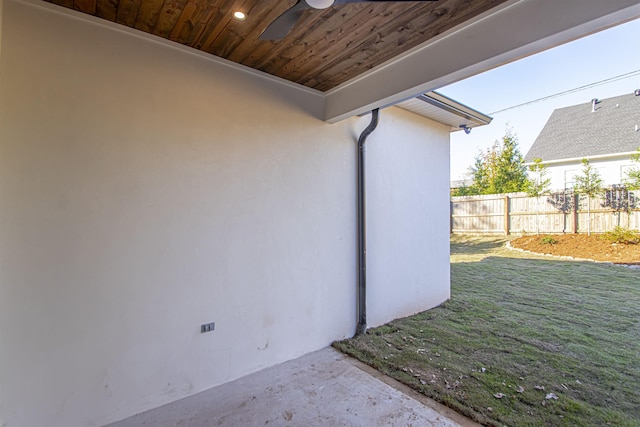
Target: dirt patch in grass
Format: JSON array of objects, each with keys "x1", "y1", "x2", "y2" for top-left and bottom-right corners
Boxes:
[
  {"x1": 334, "y1": 236, "x2": 640, "y2": 427},
  {"x1": 510, "y1": 234, "x2": 640, "y2": 264}
]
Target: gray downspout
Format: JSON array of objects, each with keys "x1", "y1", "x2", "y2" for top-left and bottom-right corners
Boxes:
[{"x1": 355, "y1": 109, "x2": 379, "y2": 336}]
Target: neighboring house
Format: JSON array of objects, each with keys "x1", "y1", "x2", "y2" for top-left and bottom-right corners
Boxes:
[
  {"x1": 525, "y1": 90, "x2": 640, "y2": 191},
  {"x1": 1, "y1": 1, "x2": 638, "y2": 426},
  {"x1": 450, "y1": 179, "x2": 473, "y2": 195}
]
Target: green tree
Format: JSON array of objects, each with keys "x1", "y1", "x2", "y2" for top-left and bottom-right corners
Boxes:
[
  {"x1": 573, "y1": 159, "x2": 604, "y2": 236},
  {"x1": 525, "y1": 158, "x2": 552, "y2": 234},
  {"x1": 459, "y1": 130, "x2": 528, "y2": 196},
  {"x1": 623, "y1": 148, "x2": 640, "y2": 190},
  {"x1": 451, "y1": 184, "x2": 474, "y2": 196}
]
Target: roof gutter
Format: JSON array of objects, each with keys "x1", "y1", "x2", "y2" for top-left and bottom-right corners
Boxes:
[
  {"x1": 416, "y1": 91, "x2": 493, "y2": 126},
  {"x1": 355, "y1": 109, "x2": 379, "y2": 336},
  {"x1": 395, "y1": 91, "x2": 492, "y2": 132}
]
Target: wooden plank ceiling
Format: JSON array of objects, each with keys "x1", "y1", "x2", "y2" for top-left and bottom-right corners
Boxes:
[{"x1": 44, "y1": 0, "x2": 507, "y2": 92}]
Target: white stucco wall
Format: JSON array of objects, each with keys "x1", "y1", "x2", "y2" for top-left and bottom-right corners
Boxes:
[
  {"x1": 0, "y1": 1, "x2": 451, "y2": 426},
  {"x1": 367, "y1": 109, "x2": 451, "y2": 327}
]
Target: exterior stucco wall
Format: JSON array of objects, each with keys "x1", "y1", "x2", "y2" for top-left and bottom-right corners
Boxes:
[
  {"x1": 367, "y1": 109, "x2": 451, "y2": 327},
  {"x1": 0, "y1": 1, "x2": 451, "y2": 426}
]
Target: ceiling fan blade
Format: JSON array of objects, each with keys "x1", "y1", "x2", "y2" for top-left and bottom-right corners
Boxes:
[{"x1": 259, "y1": 1, "x2": 313, "y2": 40}]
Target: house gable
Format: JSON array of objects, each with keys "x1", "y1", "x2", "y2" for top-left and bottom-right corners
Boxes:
[
  {"x1": 524, "y1": 91, "x2": 640, "y2": 189},
  {"x1": 525, "y1": 91, "x2": 640, "y2": 163}
]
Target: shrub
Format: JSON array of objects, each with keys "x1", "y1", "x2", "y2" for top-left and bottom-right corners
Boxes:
[
  {"x1": 602, "y1": 226, "x2": 640, "y2": 245},
  {"x1": 540, "y1": 236, "x2": 558, "y2": 245}
]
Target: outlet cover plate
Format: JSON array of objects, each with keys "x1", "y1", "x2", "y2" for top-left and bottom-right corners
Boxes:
[{"x1": 201, "y1": 322, "x2": 215, "y2": 333}]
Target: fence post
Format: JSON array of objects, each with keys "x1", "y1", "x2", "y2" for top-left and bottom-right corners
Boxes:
[
  {"x1": 572, "y1": 193, "x2": 579, "y2": 234},
  {"x1": 504, "y1": 195, "x2": 510, "y2": 235}
]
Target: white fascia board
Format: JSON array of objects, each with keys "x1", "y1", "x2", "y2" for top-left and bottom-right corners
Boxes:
[
  {"x1": 324, "y1": 0, "x2": 640, "y2": 123},
  {"x1": 525, "y1": 152, "x2": 640, "y2": 167}
]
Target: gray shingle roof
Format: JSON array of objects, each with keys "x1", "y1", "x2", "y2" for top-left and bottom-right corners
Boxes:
[{"x1": 524, "y1": 91, "x2": 640, "y2": 162}]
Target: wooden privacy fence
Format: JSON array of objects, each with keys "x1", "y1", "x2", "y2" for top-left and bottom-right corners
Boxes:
[{"x1": 451, "y1": 188, "x2": 640, "y2": 235}]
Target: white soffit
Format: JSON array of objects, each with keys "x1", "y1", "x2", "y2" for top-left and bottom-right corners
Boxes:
[{"x1": 396, "y1": 91, "x2": 492, "y2": 131}]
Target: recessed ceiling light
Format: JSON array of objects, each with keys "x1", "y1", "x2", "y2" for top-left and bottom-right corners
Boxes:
[{"x1": 233, "y1": 11, "x2": 246, "y2": 20}]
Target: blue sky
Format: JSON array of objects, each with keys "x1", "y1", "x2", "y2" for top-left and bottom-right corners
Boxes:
[{"x1": 441, "y1": 18, "x2": 640, "y2": 181}]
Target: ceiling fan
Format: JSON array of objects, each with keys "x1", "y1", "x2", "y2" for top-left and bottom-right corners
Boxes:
[{"x1": 259, "y1": 0, "x2": 438, "y2": 40}]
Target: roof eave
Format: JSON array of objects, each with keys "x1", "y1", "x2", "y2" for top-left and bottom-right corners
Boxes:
[{"x1": 395, "y1": 90, "x2": 493, "y2": 132}]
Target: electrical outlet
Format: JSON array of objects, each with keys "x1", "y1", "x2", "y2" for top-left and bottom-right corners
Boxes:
[{"x1": 201, "y1": 322, "x2": 215, "y2": 333}]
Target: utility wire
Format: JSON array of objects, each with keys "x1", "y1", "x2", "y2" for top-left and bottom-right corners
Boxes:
[{"x1": 488, "y1": 70, "x2": 640, "y2": 115}]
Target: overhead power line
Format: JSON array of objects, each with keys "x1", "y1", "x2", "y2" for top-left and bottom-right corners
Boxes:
[{"x1": 488, "y1": 70, "x2": 640, "y2": 115}]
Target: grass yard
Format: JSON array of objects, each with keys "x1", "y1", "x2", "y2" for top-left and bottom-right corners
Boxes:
[{"x1": 333, "y1": 235, "x2": 640, "y2": 427}]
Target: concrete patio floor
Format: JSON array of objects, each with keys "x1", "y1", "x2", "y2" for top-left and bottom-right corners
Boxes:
[{"x1": 107, "y1": 347, "x2": 480, "y2": 427}]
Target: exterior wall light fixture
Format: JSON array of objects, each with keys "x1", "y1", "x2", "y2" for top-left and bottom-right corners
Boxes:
[{"x1": 460, "y1": 125, "x2": 472, "y2": 134}]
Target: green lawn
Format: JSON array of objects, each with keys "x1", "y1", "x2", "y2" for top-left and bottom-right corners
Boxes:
[{"x1": 333, "y1": 235, "x2": 640, "y2": 427}]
